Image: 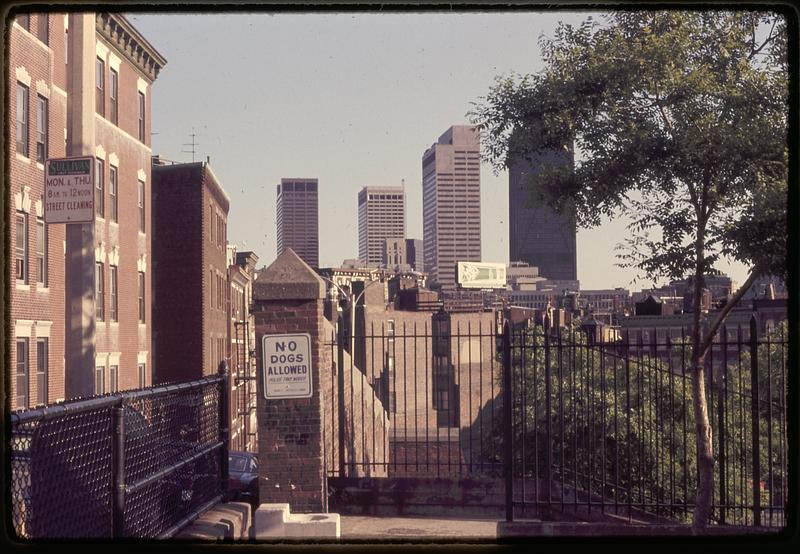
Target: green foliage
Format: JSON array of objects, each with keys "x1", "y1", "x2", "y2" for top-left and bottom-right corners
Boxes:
[
  {"x1": 470, "y1": 11, "x2": 788, "y2": 282},
  {"x1": 483, "y1": 323, "x2": 788, "y2": 525}
]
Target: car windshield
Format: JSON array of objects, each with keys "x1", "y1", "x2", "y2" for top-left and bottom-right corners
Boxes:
[{"x1": 229, "y1": 455, "x2": 247, "y2": 472}]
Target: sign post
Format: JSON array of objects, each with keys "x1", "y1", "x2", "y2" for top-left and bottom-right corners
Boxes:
[
  {"x1": 45, "y1": 156, "x2": 95, "y2": 224},
  {"x1": 261, "y1": 333, "x2": 313, "y2": 399}
]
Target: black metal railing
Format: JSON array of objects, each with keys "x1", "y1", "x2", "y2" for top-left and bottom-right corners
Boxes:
[
  {"x1": 10, "y1": 364, "x2": 230, "y2": 539},
  {"x1": 323, "y1": 311, "x2": 787, "y2": 529},
  {"x1": 326, "y1": 315, "x2": 503, "y2": 480},
  {"x1": 503, "y1": 317, "x2": 788, "y2": 528}
]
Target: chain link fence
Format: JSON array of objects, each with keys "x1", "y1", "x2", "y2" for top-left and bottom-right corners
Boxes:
[{"x1": 10, "y1": 367, "x2": 229, "y2": 539}]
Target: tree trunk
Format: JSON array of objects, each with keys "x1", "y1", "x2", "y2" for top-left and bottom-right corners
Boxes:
[
  {"x1": 690, "y1": 213, "x2": 713, "y2": 533},
  {"x1": 691, "y1": 353, "x2": 715, "y2": 532}
]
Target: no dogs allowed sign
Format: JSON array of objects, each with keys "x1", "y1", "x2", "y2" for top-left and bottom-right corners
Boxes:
[{"x1": 261, "y1": 333, "x2": 313, "y2": 399}]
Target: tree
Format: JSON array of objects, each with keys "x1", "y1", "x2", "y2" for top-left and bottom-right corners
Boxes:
[{"x1": 470, "y1": 11, "x2": 788, "y2": 532}]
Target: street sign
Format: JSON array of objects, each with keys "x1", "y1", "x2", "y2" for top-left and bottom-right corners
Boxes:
[
  {"x1": 457, "y1": 261, "x2": 507, "y2": 289},
  {"x1": 261, "y1": 333, "x2": 313, "y2": 399},
  {"x1": 44, "y1": 156, "x2": 95, "y2": 223}
]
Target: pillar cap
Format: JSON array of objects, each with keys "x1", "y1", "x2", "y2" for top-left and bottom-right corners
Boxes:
[{"x1": 254, "y1": 248, "x2": 325, "y2": 301}]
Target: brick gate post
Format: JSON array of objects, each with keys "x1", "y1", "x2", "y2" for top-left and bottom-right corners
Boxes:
[{"x1": 252, "y1": 249, "x2": 329, "y2": 513}]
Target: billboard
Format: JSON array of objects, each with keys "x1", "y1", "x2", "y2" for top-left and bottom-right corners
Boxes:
[{"x1": 457, "y1": 261, "x2": 507, "y2": 289}]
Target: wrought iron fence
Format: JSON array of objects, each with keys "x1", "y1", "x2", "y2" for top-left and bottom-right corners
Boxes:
[
  {"x1": 323, "y1": 309, "x2": 787, "y2": 528},
  {"x1": 326, "y1": 313, "x2": 503, "y2": 480},
  {"x1": 502, "y1": 317, "x2": 789, "y2": 527},
  {"x1": 10, "y1": 365, "x2": 230, "y2": 539}
]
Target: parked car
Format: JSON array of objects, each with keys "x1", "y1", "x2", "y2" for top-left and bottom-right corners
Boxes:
[{"x1": 227, "y1": 451, "x2": 259, "y2": 505}]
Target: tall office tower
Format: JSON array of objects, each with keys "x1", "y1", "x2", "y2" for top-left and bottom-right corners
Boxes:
[
  {"x1": 276, "y1": 178, "x2": 319, "y2": 268},
  {"x1": 422, "y1": 125, "x2": 481, "y2": 290},
  {"x1": 509, "y1": 151, "x2": 577, "y2": 281},
  {"x1": 358, "y1": 185, "x2": 406, "y2": 265}
]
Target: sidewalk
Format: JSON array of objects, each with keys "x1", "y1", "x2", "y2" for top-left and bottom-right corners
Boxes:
[{"x1": 339, "y1": 515, "x2": 498, "y2": 541}]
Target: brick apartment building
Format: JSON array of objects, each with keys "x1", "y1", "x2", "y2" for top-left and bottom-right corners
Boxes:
[
  {"x1": 151, "y1": 159, "x2": 230, "y2": 385},
  {"x1": 227, "y1": 246, "x2": 259, "y2": 453},
  {"x1": 9, "y1": 12, "x2": 165, "y2": 409}
]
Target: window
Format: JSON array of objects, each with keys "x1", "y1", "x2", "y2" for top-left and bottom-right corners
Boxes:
[
  {"x1": 36, "y1": 338, "x2": 48, "y2": 405},
  {"x1": 16, "y1": 83, "x2": 29, "y2": 156},
  {"x1": 36, "y1": 95, "x2": 47, "y2": 162},
  {"x1": 138, "y1": 272, "x2": 145, "y2": 323},
  {"x1": 95, "y1": 262, "x2": 104, "y2": 320},
  {"x1": 95, "y1": 366, "x2": 105, "y2": 395},
  {"x1": 95, "y1": 159, "x2": 104, "y2": 217},
  {"x1": 210, "y1": 207, "x2": 214, "y2": 243},
  {"x1": 65, "y1": 27, "x2": 68, "y2": 64},
  {"x1": 137, "y1": 180, "x2": 145, "y2": 232},
  {"x1": 109, "y1": 166, "x2": 118, "y2": 222},
  {"x1": 36, "y1": 13, "x2": 48, "y2": 44},
  {"x1": 110, "y1": 365, "x2": 119, "y2": 393},
  {"x1": 110, "y1": 266, "x2": 118, "y2": 321},
  {"x1": 95, "y1": 57, "x2": 105, "y2": 116},
  {"x1": 16, "y1": 213, "x2": 28, "y2": 283},
  {"x1": 36, "y1": 218, "x2": 47, "y2": 286},
  {"x1": 17, "y1": 14, "x2": 30, "y2": 30},
  {"x1": 137, "y1": 91, "x2": 145, "y2": 141},
  {"x1": 109, "y1": 69, "x2": 118, "y2": 124},
  {"x1": 16, "y1": 339, "x2": 29, "y2": 409},
  {"x1": 138, "y1": 363, "x2": 147, "y2": 388},
  {"x1": 210, "y1": 270, "x2": 215, "y2": 309}
]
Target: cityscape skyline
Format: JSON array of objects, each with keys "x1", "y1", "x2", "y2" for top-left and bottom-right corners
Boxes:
[{"x1": 128, "y1": 12, "x2": 751, "y2": 289}]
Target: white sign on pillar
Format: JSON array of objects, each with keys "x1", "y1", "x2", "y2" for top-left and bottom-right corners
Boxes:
[
  {"x1": 261, "y1": 333, "x2": 313, "y2": 399},
  {"x1": 44, "y1": 156, "x2": 96, "y2": 223}
]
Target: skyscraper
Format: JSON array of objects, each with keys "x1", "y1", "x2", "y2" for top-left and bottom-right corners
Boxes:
[
  {"x1": 508, "y1": 151, "x2": 577, "y2": 281},
  {"x1": 276, "y1": 178, "x2": 319, "y2": 268},
  {"x1": 358, "y1": 185, "x2": 406, "y2": 265},
  {"x1": 422, "y1": 125, "x2": 481, "y2": 289}
]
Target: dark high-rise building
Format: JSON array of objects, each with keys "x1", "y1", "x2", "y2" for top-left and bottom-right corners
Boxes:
[
  {"x1": 422, "y1": 125, "x2": 481, "y2": 290},
  {"x1": 509, "y1": 152, "x2": 577, "y2": 281},
  {"x1": 277, "y1": 178, "x2": 319, "y2": 268}
]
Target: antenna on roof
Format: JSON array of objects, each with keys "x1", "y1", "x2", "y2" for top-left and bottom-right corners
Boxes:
[
  {"x1": 401, "y1": 178, "x2": 405, "y2": 189},
  {"x1": 182, "y1": 129, "x2": 200, "y2": 162}
]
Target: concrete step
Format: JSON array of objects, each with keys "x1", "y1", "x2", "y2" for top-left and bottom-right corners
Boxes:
[{"x1": 253, "y1": 503, "x2": 340, "y2": 539}]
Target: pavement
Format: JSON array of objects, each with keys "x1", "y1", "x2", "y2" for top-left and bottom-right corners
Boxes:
[{"x1": 339, "y1": 515, "x2": 498, "y2": 541}]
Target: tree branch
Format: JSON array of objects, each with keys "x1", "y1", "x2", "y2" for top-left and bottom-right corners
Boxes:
[
  {"x1": 748, "y1": 20, "x2": 778, "y2": 61},
  {"x1": 654, "y1": 80, "x2": 673, "y2": 131},
  {"x1": 697, "y1": 267, "x2": 761, "y2": 357}
]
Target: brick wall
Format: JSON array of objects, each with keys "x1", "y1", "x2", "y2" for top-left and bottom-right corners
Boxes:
[
  {"x1": 322, "y1": 319, "x2": 389, "y2": 479},
  {"x1": 255, "y1": 298, "x2": 327, "y2": 512},
  {"x1": 151, "y1": 164, "x2": 203, "y2": 383},
  {"x1": 9, "y1": 14, "x2": 68, "y2": 408},
  {"x1": 94, "y1": 30, "x2": 155, "y2": 391}
]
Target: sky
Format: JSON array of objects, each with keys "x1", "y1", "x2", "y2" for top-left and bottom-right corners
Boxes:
[{"x1": 128, "y1": 11, "x2": 750, "y2": 290}]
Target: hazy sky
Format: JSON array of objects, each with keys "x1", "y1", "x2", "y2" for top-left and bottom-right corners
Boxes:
[{"x1": 129, "y1": 11, "x2": 750, "y2": 290}]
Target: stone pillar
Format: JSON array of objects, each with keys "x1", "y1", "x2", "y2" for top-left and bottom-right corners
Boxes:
[{"x1": 253, "y1": 249, "x2": 329, "y2": 513}]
